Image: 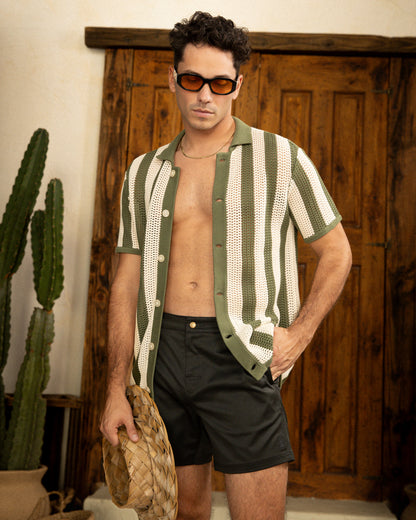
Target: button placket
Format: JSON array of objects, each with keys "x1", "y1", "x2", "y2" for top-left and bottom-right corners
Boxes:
[{"x1": 213, "y1": 194, "x2": 226, "y2": 305}]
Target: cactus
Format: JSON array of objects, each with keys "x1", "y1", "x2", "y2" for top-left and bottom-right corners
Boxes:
[
  {"x1": 0, "y1": 130, "x2": 64, "y2": 471},
  {"x1": 33, "y1": 179, "x2": 64, "y2": 311},
  {"x1": 1, "y1": 309, "x2": 53, "y2": 470},
  {"x1": 0, "y1": 129, "x2": 48, "y2": 450}
]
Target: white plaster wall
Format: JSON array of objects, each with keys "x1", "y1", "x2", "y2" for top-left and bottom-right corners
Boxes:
[{"x1": 1, "y1": 0, "x2": 415, "y2": 395}]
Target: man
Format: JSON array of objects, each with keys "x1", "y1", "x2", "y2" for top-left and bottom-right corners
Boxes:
[{"x1": 100, "y1": 11, "x2": 352, "y2": 520}]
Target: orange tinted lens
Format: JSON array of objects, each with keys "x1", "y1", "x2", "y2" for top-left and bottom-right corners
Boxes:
[
  {"x1": 180, "y1": 74, "x2": 204, "y2": 91},
  {"x1": 210, "y1": 78, "x2": 234, "y2": 94}
]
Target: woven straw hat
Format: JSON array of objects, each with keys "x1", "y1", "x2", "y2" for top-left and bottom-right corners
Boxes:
[{"x1": 102, "y1": 385, "x2": 178, "y2": 519}]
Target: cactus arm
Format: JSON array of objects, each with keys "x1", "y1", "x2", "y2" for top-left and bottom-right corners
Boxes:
[
  {"x1": 26, "y1": 397, "x2": 47, "y2": 470},
  {"x1": 36, "y1": 179, "x2": 64, "y2": 311},
  {"x1": 0, "y1": 129, "x2": 48, "y2": 281},
  {"x1": 1, "y1": 308, "x2": 53, "y2": 470},
  {"x1": 31, "y1": 210, "x2": 45, "y2": 295}
]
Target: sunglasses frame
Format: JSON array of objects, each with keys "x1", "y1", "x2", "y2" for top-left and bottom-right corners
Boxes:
[{"x1": 173, "y1": 69, "x2": 238, "y2": 95}]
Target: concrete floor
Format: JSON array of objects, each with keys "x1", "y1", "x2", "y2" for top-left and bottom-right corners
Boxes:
[{"x1": 84, "y1": 487, "x2": 397, "y2": 519}]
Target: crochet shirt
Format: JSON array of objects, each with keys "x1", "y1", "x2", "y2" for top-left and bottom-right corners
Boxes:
[{"x1": 116, "y1": 117, "x2": 341, "y2": 395}]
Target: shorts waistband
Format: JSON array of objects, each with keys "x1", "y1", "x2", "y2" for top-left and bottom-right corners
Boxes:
[{"x1": 161, "y1": 312, "x2": 219, "y2": 331}]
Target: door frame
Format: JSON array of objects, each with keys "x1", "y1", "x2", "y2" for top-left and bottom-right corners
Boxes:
[{"x1": 70, "y1": 29, "x2": 416, "y2": 512}]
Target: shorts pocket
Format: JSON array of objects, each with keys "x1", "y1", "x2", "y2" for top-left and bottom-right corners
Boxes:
[{"x1": 266, "y1": 368, "x2": 282, "y2": 387}]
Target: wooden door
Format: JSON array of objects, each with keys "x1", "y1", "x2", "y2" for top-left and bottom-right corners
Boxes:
[
  {"x1": 258, "y1": 55, "x2": 388, "y2": 500},
  {"x1": 116, "y1": 49, "x2": 388, "y2": 500}
]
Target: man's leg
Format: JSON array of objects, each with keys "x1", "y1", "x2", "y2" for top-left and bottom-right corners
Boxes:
[
  {"x1": 176, "y1": 462, "x2": 212, "y2": 520},
  {"x1": 225, "y1": 463, "x2": 288, "y2": 520}
]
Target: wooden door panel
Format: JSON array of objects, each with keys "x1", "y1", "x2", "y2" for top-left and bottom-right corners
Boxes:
[
  {"x1": 233, "y1": 52, "x2": 261, "y2": 127},
  {"x1": 332, "y1": 93, "x2": 364, "y2": 225},
  {"x1": 280, "y1": 91, "x2": 312, "y2": 153},
  {"x1": 127, "y1": 50, "x2": 182, "y2": 164},
  {"x1": 324, "y1": 268, "x2": 360, "y2": 474},
  {"x1": 259, "y1": 54, "x2": 388, "y2": 499}
]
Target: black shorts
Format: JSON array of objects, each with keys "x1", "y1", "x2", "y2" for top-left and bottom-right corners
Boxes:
[{"x1": 153, "y1": 313, "x2": 294, "y2": 474}]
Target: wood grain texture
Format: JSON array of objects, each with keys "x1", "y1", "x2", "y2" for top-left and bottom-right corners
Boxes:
[
  {"x1": 68, "y1": 48, "x2": 134, "y2": 498},
  {"x1": 384, "y1": 57, "x2": 416, "y2": 514},
  {"x1": 85, "y1": 27, "x2": 416, "y2": 55},
  {"x1": 255, "y1": 53, "x2": 388, "y2": 498}
]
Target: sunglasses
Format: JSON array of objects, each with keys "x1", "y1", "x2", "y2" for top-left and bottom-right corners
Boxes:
[{"x1": 173, "y1": 69, "x2": 238, "y2": 95}]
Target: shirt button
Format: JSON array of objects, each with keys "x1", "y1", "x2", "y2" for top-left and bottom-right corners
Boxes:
[
  {"x1": 189, "y1": 321, "x2": 197, "y2": 329},
  {"x1": 158, "y1": 254, "x2": 165, "y2": 262},
  {"x1": 149, "y1": 342, "x2": 155, "y2": 350},
  {"x1": 170, "y1": 170, "x2": 176, "y2": 177},
  {"x1": 155, "y1": 299, "x2": 161, "y2": 307},
  {"x1": 162, "y1": 209, "x2": 170, "y2": 217}
]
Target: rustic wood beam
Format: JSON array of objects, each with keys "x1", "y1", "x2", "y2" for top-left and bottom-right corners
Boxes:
[{"x1": 85, "y1": 27, "x2": 416, "y2": 55}]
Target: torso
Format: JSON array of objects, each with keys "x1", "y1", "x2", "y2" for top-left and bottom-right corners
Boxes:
[{"x1": 163, "y1": 151, "x2": 217, "y2": 317}]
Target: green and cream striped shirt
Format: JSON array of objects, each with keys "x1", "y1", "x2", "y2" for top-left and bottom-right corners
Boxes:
[{"x1": 116, "y1": 117, "x2": 341, "y2": 395}]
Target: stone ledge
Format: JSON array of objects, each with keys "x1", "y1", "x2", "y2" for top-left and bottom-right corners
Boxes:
[
  {"x1": 285, "y1": 496, "x2": 396, "y2": 520},
  {"x1": 84, "y1": 487, "x2": 397, "y2": 520}
]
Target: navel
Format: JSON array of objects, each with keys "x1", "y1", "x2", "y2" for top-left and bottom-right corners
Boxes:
[{"x1": 189, "y1": 281, "x2": 199, "y2": 289}]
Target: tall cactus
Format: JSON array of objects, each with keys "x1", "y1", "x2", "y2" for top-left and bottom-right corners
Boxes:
[
  {"x1": 0, "y1": 178, "x2": 64, "y2": 470},
  {"x1": 0, "y1": 129, "x2": 48, "y2": 449}
]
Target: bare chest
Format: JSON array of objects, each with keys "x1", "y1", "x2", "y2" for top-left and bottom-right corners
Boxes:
[{"x1": 173, "y1": 155, "x2": 216, "y2": 223}]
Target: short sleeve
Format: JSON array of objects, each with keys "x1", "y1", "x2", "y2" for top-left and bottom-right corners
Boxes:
[
  {"x1": 288, "y1": 148, "x2": 341, "y2": 242},
  {"x1": 115, "y1": 169, "x2": 141, "y2": 255}
]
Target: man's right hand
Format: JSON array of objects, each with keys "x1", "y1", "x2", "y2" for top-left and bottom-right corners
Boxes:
[{"x1": 100, "y1": 390, "x2": 139, "y2": 446}]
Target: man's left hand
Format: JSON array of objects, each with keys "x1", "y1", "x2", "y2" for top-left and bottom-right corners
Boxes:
[{"x1": 270, "y1": 326, "x2": 308, "y2": 380}]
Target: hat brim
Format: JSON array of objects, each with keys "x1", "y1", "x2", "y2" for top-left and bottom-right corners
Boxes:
[{"x1": 102, "y1": 386, "x2": 178, "y2": 519}]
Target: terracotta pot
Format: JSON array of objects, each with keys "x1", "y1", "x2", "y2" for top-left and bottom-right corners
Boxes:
[
  {"x1": 402, "y1": 484, "x2": 416, "y2": 520},
  {"x1": 0, "y1": 465, "x2": 50, "y2": 520}
]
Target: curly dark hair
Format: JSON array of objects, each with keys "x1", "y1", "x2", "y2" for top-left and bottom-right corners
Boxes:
[{"x1": 169, "y1": 12, "x2": 251, "y2": 73}]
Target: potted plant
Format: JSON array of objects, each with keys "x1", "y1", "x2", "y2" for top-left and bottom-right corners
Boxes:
[{"x1": 0, "y1": 129, "x2": 64, "y2": 520}]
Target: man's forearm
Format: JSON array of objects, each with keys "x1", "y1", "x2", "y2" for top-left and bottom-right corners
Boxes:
[
  {"x1": 101, "y1": 254, "x2": 141, "y2": 445},
  {"x1": 290, "y1": 236, "x2": 352, "y2": 342},
  {"x1": 106, "y1": 286, "x2": 136, "y2": 392},
  {"x1": 271, "y1": 224, "x2": 352, "y2": 376},
  {"x1": 106, "y1": 255, "x2": 141, "y2": 393}
]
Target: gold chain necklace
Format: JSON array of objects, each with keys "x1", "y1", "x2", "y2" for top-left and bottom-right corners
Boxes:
[{"x1": 179, "y1": 133, "x2": 234, "y2": 160}]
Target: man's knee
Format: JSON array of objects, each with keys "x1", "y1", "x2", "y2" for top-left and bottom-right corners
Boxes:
[
  {"x1": 176, "y1": 463, "x2": 212, "y2": 520},
  {"x1": 177, "y1": 499, "x2": 211, "y2": 520}
]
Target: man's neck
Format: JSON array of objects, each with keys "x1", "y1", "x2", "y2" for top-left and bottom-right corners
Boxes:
[{"x1": 182, "y1": 116, "x2": 235, "y2": 157}]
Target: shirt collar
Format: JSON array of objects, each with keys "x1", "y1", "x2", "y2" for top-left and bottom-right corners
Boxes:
[{"x1": 157, "y1": 117, "x2": 252, "y2": 163}]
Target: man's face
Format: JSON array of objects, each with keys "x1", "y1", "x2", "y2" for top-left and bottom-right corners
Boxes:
[{"x1": 169, "y1": 43, "x2": 243, "y2": 132}]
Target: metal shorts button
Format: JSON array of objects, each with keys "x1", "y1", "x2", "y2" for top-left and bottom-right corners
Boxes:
[{"x1": 189, "y1": 321, "x2": 197, "y2": 329}]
